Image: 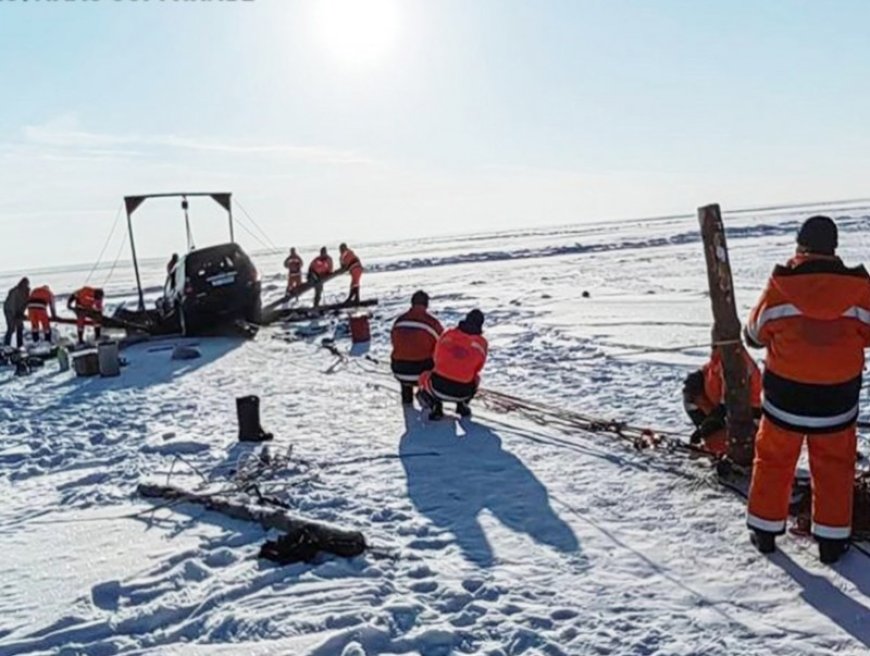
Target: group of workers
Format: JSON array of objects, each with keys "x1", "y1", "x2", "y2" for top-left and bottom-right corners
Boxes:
[
  {"x1": 390, "y1": 290, "x2": 488, "y2": 420},
  {"x1": 283, "y1": 244, "x2": 363, "y2": 307},
  {"x1": 3, "y1": 278, "x2": 104, "y2": 349},
  {"x1": 683, "y1": 215, "x2": 869, "y2": 564},
  {"x1": 3, "y1": 216, "x2": 867, "y2": 565}
]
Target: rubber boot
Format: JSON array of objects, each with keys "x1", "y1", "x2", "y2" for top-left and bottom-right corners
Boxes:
[
  {"x1": 31, "y1": 330, "x2": 39, "y2": 344},
  {"x1": 456, "y1": 401, "x2": 472, "y2": 418},
  {"x1": 401, "y1": 385, "x2": 414, "y2": 405},
  {"x1": 237, "y1": 395, "x2": 274, "y2": 442},
  {"x1": 817, "y1": 538, "x2": 850, "y2": 564},
  {"x1": 428, "y1": 401, "x2": 444, "y2": 421},
  {"x1": 750, "y1": 529, "x2": 776, "y2": 555}
]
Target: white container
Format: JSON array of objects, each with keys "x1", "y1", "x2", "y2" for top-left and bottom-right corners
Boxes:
[
  {"x1": 98, "y1": 341, "x2": 121, "y2": 377},
  {"x1": 57, "y1": 346, "x2": 70, "y2": 373}
]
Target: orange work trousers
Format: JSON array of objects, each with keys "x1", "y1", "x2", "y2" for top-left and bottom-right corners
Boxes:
[
  {"x1": 349, "y1": 267, "x2": 362, "y2": 290},
  {"x1": 287, "y1": 273, "x2": 302, "y2": 291},
  {"x1": 28, "y1": 307, "x2": 50, "y2": 334},
  {"x1": 747, "y1": 417, "x2": 855, "y2": 539}
]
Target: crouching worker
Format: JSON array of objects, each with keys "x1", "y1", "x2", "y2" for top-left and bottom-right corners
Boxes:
[
  {"x1": 391, "y1": 291, "x2": 444, "y2": 405},
  {"x1": 418, "y1": 309, "x2": 488, "y2": 420},
  {"x1": 68, "y1": 286, "x2": 105, "y2": 345},
  {"x1": 27, "y1": 285, "x2": 57, "y2": 343},
  {"x1": 682, "y1": 345, "x2": 762, "y2": 456}
]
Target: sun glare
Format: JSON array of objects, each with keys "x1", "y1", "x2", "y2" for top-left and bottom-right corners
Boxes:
[{"x1": 312, "y1": 0, "x2": 400, "y2": 66}]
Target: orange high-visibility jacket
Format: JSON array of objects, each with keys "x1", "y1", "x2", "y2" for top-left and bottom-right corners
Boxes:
[
  {"x1": 70, "y1": 286, "x2": 103, "y2": 312},
  {"x1": 703, "y1": 348, "x2": 763, "y2": 409},
  {"x1": 284, "y1": 254, "x2": 303, "y2": 274},
  {"x1": 745, "y1": 254, "x2": 870, "y2": 432},
  {"x1": 432, "y1": 327, "x2": 488, "y2": 384},
  {"x1": 391, "y1": 306, "x2": 444, "y2": 364},
  {"x1": 309, "y1": 255, "x2": 333, "y2": 278},
  {"x1": 340, "y1": 249, "x2": 362, "y2": 274},
  {"x1": 27, "y1": 285, "x2": 55, "y2": 311}
]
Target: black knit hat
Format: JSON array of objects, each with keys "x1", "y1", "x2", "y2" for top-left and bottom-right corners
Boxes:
[
  {"x1": 411, "y1": 290, "x2": 429, "y2": 307},
  {"x1": 797, "y1": 215, "x2": 838, "y2": 255},
  {"x1": 465, "y1": 309, "x2": 485, "y2": 330}
]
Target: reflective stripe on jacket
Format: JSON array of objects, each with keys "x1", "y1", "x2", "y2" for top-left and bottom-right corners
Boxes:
[
  {"x1": 391, "y1": 306, "x2": 444, "y2": 375},
  {"x1": 745, "y1": 255, "x2": 870, "y2": 432}
]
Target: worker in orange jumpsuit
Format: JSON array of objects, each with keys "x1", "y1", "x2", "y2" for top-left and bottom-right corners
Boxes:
[
  {"x1": 391, "y1": 291, "x2": 444, "y2": 405},
  {"x1": 339, "y1": 243, "x2": 363, "y2": 305},
  {"x1": 744, "y1": 216, "x2": 870, "y2": 563},
  {"x1": 283, "y1": 247, "x2": 304, "y2": 293},
  {"x1": 418, "y1": 309, "x2": 488, "y2": 420},
  {"x1": 682, "y1": 345, "x2": 762, "y2": 456},
  {"x1": 307, "y1": 248, "x2": 334, "y2": 308},
  {"x1": 68, "y1": 286, "x2": 105, "y2": 345},
  {"x1": 27, "y1": 285, "x2": 57, "y2": 344}
]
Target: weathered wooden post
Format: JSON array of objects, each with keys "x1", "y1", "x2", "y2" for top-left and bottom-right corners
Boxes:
[{"x1": 698, "y1": 204, "x2": 755, "y2": 466}]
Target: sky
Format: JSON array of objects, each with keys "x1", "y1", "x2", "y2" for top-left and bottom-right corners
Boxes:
[{"x1": 2, "y1": 0, "x2": 870, "y2": 271}]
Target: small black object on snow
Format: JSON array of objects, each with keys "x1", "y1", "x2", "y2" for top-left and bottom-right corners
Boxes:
[
  {"x1": 171, "y1": 345, "x2": 201, "y2": 360},
  {"x1": 237, "y1": 395, "x2": 273, "y2": 442},
  {"x1": 581, "y1": 291, "x2": 591, "y2": 299}
]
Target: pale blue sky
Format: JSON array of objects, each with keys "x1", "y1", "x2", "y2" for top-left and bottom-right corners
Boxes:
[{"x1": 2, "y1": 0, "x2": 870, "y2": 270}]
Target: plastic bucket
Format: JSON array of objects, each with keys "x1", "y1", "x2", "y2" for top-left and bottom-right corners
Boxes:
[
  {"x1": 349, "y1": 313, "x2": 371, "y2": 344},
  {"x1": 98, "y1": 341, "x2": 121, "y2": 377}
]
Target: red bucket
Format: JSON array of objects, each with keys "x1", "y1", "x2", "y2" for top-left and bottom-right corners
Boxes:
[{"x1": 349, "y1": 313, "x2": 371, "y2": 344}]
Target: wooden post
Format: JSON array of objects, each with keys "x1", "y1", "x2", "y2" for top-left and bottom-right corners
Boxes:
[{"x1": 698, "y1": 204, "x2": 755, "y2": 466}]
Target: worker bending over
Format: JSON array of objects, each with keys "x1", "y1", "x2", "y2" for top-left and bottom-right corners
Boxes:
[
  {"x1": 68, "y1": 286, "x2": 105, "y2": 345},
  {"x1": 418, "y1": 309, "x2": 488, "y2": 420},
  {"x1": 307, "y1": 248, "x2": 334, "y2": 308},
  {"x1": 27, "y1": 285, "x2": 57, "y2": 344},
  {"x1": 682, "y1": 344, "x2": 762, "y2": 456},
  {"x1": 391, "y1": 291, "x2": 444, "y2": 404},
  {"x1": 339, "y1": 243, "x2": 363, "y2": 305},
  {"x1": 284, "y1": 247, "x2": 304, "y2": 293},
  {"x1": 745, "y1": 216, "x2": 870, "y2": 563}
]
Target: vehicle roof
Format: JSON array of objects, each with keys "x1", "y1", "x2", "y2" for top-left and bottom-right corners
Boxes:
[{"x1": 181, "y1": 242, "x2": 247, "y2": 260}]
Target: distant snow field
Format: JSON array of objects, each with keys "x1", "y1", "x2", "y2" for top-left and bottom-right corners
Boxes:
[{"x1": 2, "y1": 210, "x2": 870, "y2": 655}]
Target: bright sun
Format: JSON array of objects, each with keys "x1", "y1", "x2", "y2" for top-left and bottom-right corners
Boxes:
[{"x1": 312, "y1": 0, "x2": 400, "y2": 66}]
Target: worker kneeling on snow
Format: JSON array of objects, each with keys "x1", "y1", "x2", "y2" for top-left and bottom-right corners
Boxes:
[
  {"x1": 391, "y1": 291, "x2": 444, "y2": 405},
  {"x1": 682, "y1": 344, "x2": 762, "y2": 456},
  {"x1": 744, "y1": 215, "x2": 870, "y2": 564},
  {"x1": 417, "y1": 309, "x2": 488, "y2": 420}
]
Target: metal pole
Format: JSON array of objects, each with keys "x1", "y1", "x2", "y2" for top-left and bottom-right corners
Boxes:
[
  {"x1": 127, "y1": 210, "x2": 146, "y2": 312},
  {"x1": 228, "y1": 206, "x2": 235, "y2": 243}
]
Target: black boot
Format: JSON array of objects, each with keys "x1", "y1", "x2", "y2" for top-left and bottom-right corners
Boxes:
[
  {"x1": 428, "y1": 401, "x2": 444, "y2": 421},
  {"x1": 750, "y1": 529, "x2": 776, "y2": 555},
  {"x1": 456, "y1": 401, "x2": 472, "y2": 418},
  {"x1": 236, "y1": 396, "x2": 274, "y2": 442},
  {"x1": 401, "y1": 385, "x2": 414, "y2": 405},
  {"x1": 31, "y1": 330, "x2": 39, "y2": 344},
  {"x1": 817, "y1": 537, "x2": 850, "y2": 564}
]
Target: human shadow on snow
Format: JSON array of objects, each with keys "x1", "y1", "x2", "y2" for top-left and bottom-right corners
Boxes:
[
  {"x1": 772, "y1": 551, "x2": 870, "y2": 648},
  {"x1": 399, "y1": 408, "x2": 579, "y2": 567}
]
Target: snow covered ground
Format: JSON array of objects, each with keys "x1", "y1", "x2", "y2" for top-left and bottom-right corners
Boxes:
[{"x1": 2, "y1": 207, "x2": 870, "y2": 655}]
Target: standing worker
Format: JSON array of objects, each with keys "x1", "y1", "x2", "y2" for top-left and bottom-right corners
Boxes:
[
  {"x1": 744, "y1": 216, "x2": 870, "y2": 563},
  {"x1": 391, "y1": 291, "x2": 444, "y2": 405},
  {"x1": 283, "y1": 247, "x2": 304, "y2": 294},
  {"x1": 339, "y1": 243, "x2": 363, "y2": 305},
  {"x1": 682, "y1": 343, "x2": 762, "y2": 456},
  {"x1": 68, "y1": 286, "x2": 105, "y2": 345},
  {"x1": 167, "y1": 253, "x2": 179, "y2": 274},
  {"x1": 3, "y1": 277, "x2": 30, "y2": 349},
  {"x1": 27, "y1": 284, "x2": 57, "y2": 344},
  {"x1": 307, "y1": 247, "x2": 333, "y2": 308},
  {"x1": 418, "y1": 309, "x2": 488, "y2": 420}
]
